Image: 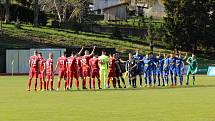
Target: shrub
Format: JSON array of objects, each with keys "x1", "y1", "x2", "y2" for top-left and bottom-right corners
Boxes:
[{"x1": 0, "y1": 4, "x2": 48, "y2": 26}]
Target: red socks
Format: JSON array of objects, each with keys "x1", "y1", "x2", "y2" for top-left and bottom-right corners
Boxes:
[
  {"x1": 107, "y1": 78, "x2": 110, "y2": 87},
  {"x1": 88, "y1": 78, "x2": 91, "y2": 89},
  {"x1": 34, "y1": 79, "x2": 37, "y2": 90},
  {"x1": 50, "y1": 80, "x2": 53, "y2": 90},
  {"x1": 46, "y1": 80, "x2": 49, "y2": 90},
  {"x1": 40, "y1": 79, "x2": 43, "y2": 90},
  {"x1": 82, "y1": 78, "x2": 86, "y2": 88},
  {"x1": 75, "y1": 79, "x2": 79, "y2": 89},
  {"x1": 64, "y1": 81, "x2": 67, "y2": 90},
  {"x1": 43, "y1": 81, "x2": 46, "y2": 90},
  {"x1": 58, "y1": 80, "x2": 61, "y2": 89},
  {"x1": 28, "y1": 79, "x2": 32, "y2": 90}
]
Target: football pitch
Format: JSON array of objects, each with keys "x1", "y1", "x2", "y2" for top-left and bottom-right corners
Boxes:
[{"x1": 0, "y1": 76, "x2": 215, "y2": 121}]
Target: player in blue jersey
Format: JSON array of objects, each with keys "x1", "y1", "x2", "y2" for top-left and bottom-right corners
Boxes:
[
  {"x1": 156, "y1": 53, "x2": 164, "y2": 86},
  {"x1": 169, "y1": 53, "x2": 177, "y2": 86},
  {"x1": 149, "y1": 53, "x2": 158, "y2": 87},
  {"x1": 175, "y1": 52, "x2": 187, "y2": 86},
  {"x1": 143, "y1": 53, "x2": 153, "y2": 87},
  {"x1": 163, "y1": 53, "x2": 169, "y2": 86},
  {"x1": 133, "y1": 49, "x2": 144, "y2": 87}
]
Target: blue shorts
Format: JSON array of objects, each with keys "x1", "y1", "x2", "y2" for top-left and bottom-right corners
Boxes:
[
  {"x1": 151, "y1": 69, "x2": 156, "y2": 75},
  {"x1": 136, "y1": 68, "x2": 143, "y2": 75},
  {"x1": 169, "y1": 68, "x2": 177, "y2": 75},
  {"x1": 163, "y1": 69, "x2": 169, "y2": 76},
  {"x1": 144, "y1": 70, "x2": 151, "y2": 78},
  {"x1": 156, "y1": 68, "x2": 163, "y2": 76},
  {"x1": 176, "y1": 67, "x2": 183, "y2": 76}
]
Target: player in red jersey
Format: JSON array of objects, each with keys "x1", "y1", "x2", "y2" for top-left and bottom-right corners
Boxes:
[
  {"x1": 27, "y1": 50, "x2": 40, "y2": 91},
  {"x1": 81, "y1": 46, "x2": 96, "y2": 89},
  {"x1": 107, "y1": 54, "x2": 117, "y2": 88},
  {"x1": 76, "y1": 55, "x2": 82, "y2": 80},
  {"x1": 89, "y1": 54, "x2": 101, "y2": 89},
  {"x1": 55, "y1": 52, "x2": 68, "y2": 91},
  {"x1": 38, "y1": 53, "x2": 46, "y2": 91},
  {"x1": 46, "y1": 53, "x2": 54, "y2": 91},
  {"x1": 67, "y1": 52, "x2": 78, "y2": 90},
  {"x1": 67, "y1": 47, "x2": 84, "y2": 90}
]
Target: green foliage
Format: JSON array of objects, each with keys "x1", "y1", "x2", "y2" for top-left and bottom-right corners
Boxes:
[
  {"x1": 163, "y1": 0, "x2": 215, "y2": 52},
  {"x1": 0, "y1": 4, "x2": 47, "y2": 25},
  {"x1": 0, "y1": 24, "x2": 168, "y2": 54},
  {"x1": 111, "y1": 26, "x2": 122, "y2": 39},
  {"x1": 14, "y1": 19, "x2": 21, "y2": 29},
  {"x1": 145, "y1": 17, "x2": 160, "y2": 52}
]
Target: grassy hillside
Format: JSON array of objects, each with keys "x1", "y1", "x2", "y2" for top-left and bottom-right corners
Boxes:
[
  {"x1": 0, "y1": 24, "x2": 166, "y2": 53},
  {"x1": 0, "y1": 23, "x2": 214, "y2": 65}
]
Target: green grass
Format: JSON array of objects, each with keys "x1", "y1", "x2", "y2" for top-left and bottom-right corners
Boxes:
[
  {"x1": 1, "y1": 23, "x2": 162, "y2": 52},
  {"x1": 0, "y1": 75, "x2": 215, "y2": 121}
]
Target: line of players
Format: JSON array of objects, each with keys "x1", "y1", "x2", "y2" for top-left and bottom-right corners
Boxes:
[
  {"x1": 126, "y1": 49, "x2": 188, "y2": 88},
  {"x1": 27, "y1": 47, "x2": 191, "y2": 91}
]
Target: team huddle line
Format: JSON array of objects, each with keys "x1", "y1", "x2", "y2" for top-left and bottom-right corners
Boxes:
[{"x1": 27, "y1": 47, "x2": 198, "y2": 91}]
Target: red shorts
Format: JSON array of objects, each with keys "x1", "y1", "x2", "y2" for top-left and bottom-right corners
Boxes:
[
  {"x1": 108, "y1": 69, "x2": 115, "y2": 77},
  {"x1": 77, "y1": 67, "x2": 82, "y2": 78},
  {"x1": 83, "y1": 68, "x2": 90, "y2": 77},
  {"x1": 67, "y1": 70, "x2": 78, "y2": 79},
  {"x1": 29, "y1": 68, "x2": 38, "y2": 79},
  {"x1": 59, "y1": 70, "x2": 67, "y2": 79},
  {"x1": 39, "y1": 71, "x2": 45, "y2": 79},
  {"x1": 46, "y1": 73, "x2": 53, "y2": 80},
  {"x1": 91, "y1": 69, "x2": 99, "y2": 78}
]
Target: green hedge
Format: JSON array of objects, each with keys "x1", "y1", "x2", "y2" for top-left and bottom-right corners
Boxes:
[{"x1": 0, "y1": 4, "x2": 47, "y2": 26}]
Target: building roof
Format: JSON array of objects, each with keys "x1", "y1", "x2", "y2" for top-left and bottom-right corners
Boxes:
[{"x1": 103, "y1": 2, "x2": 129, "y2": 11}]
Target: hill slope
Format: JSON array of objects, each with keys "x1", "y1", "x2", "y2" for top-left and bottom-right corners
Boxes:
[
  {"x1": 0, "y1": 24, "x2": 165, "y2": 53},
  {"x1": 0, "y1": 24, "x2": 214, "y2": 65}
]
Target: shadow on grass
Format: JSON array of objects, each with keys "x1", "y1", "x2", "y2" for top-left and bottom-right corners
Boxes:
[
  {"x1": 45, "y1": 84, "x2": 215, "y2": 93},
  {"x1": 0, "y1": 33, "x2": 65, "y2": 48}
]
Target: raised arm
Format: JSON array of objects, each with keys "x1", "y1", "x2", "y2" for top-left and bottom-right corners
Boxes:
[
  {"x1": 89, "y1": 46, "x2": 96, "y2": 57},
  {"x1": 77, "y1": 46, "x2": 84, "y2": 55}
]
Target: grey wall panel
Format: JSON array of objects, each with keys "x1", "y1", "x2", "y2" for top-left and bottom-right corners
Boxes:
[
  {"x1": 6, "y1": 50, "x2": 19, "y2": 73},
  {"x1": 18, "y1": 50, "x2": 30, "y2": 73}
]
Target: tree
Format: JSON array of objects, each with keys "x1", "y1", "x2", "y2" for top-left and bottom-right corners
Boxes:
[
  {"x1": 145, "y1": 17, "x2": 158, "y2": 52},
  {"x1": 4, "y1": 0, "x2": 10, "y2": 23},
  {"x1": 52, "y1": 0, "x2": 89, "y2": 23},
  {"x1": 33, "y1": 0, "x2": 39, "y2": 27},
  {"x1": 163, "y1": 0, "x2": 215, "y2": 52}
]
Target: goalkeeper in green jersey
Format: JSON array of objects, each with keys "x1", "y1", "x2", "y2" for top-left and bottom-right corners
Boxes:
[
  {"x1": 98, "y1": 50, "x2": 109, "y2": 89},
  {"x1": 186, "y1": 53, "x2": 198, "y2": 86}
]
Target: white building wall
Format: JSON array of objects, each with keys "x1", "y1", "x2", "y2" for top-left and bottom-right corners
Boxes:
[
  {"x1": 93, "y1": 0, "x2": 120, "y2": 11},
  {"x1": 144, "y1": 0, "x2": 165, "y2": 17}
]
